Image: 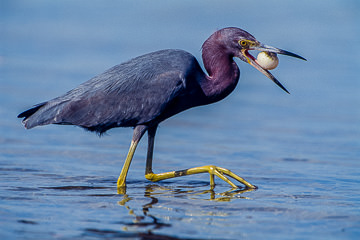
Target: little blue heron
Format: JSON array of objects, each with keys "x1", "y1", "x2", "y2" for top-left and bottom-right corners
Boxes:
[{"x1": 18, "y1": 27, "x2": 306, "y2": 191}]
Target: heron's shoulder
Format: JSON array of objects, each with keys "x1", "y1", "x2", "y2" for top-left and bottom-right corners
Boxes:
[
  {"x1": 148, "y1": 49, "x2": 196, "y2": 59},
  {"x1": 102, "y1": 49, "x2": 198, "y2": 77},
  {"x1": 132, "y1": 49, "x2": 197, "y2": 66},
  {"x1": 69, "y1": 49, "x2": 200, "y2": 95}
]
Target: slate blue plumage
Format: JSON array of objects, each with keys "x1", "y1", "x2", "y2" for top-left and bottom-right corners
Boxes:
[
  {"x1": 19, "y1": 50, "x2": 208, "y2": 134},
  {"x1": 18, "y1": 27, "x2": 305, "y2": 190}
]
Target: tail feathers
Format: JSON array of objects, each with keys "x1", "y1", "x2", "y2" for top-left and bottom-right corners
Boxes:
[
  {"x1": 18, "y1": 102, "x2": 47, "y2": 120},
  {"x1": 18, "y1": 102, "x2": 57, "y2": 129}
]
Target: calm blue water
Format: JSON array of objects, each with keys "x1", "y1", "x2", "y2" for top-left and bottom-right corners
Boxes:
[{"x1": 1, "y1": 0, "x2": 359, "y2": 239}]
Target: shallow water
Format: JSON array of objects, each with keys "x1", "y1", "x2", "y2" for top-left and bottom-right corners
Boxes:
[{"x1": 1, "y1": 0, "x2": 360, "y2": 239}]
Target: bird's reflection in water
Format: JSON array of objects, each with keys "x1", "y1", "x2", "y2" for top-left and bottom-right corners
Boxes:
[
  {"x1": 117, "y1": 191, "x2": 170, "y2": 233},
  {"x1": 143, "y1": 184, "x2": 255, "y2": 201},
  {"x1": 117, "y1": 184, "x2": 256, "y2": 233}
]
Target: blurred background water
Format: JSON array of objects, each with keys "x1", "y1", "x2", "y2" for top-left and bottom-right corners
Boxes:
[{"x1": 1, "y1": 0, "x2": 359, "y2": 239}]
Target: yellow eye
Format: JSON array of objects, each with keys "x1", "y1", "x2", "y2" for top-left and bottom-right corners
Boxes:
[{"x1": 239, "y1": 40, "x2": 248, "y2": 47}]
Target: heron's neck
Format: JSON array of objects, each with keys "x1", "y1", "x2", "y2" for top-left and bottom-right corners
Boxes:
[{"x1": 201, "y1": 40, "x2": 240, "y2": 102}]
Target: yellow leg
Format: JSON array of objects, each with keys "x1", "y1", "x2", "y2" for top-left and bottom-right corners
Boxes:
[
  {"x1": 117, "y1": 125, "x2": 147, "y2": 193},
  {"x1": 144, "y1": 125, "x2": 256, "y2": 189},
  {"x1": 117, "y1": 140, "x2": 138, "y2": 188}
]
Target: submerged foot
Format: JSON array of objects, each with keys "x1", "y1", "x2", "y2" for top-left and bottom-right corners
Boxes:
[{"x1": 145, "y1": 165, "x2": 257, "y2": 189}]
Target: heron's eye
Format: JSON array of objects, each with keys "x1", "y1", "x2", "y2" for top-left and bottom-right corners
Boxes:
[{"x1": 239, "y1": 40, "x2": 248, "y2": 47}]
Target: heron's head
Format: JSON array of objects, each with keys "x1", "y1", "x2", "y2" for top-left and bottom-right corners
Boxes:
[{"x1": 219, "y1": 27, "x2": 306, "y2": 94}]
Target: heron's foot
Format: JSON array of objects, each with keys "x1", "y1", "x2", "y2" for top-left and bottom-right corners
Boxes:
[
  {"x1": 145, "y1": 165, "x2": 257, "y2": 189},
  {"x1": 117, "y1": 176, "x2": 127, "y2": 194}
]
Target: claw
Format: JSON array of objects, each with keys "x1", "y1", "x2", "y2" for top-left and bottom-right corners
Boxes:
[{"x1": 144, "y1": 165, "x2": 256, "y2": 189}]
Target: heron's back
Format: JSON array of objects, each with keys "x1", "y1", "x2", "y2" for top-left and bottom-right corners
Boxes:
[{"x1": 19, "y1": 49, "x2": 206, "y2": 134}]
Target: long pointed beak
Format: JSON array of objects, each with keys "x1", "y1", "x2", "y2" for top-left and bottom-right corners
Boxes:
[
  {"x1": 255, "y1": 44, "x2": 306, "y2": 61},
  {"x1": 242, "y1": 43, "x2": 306, "y2": 94}
]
